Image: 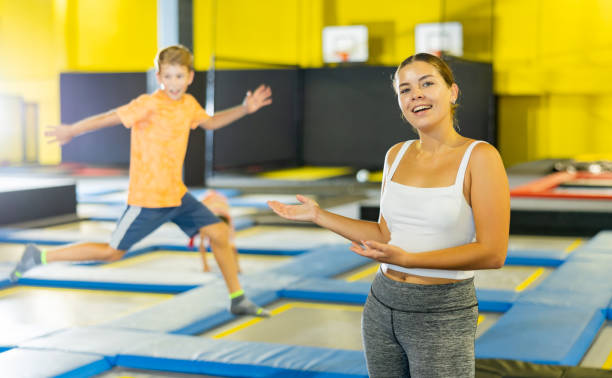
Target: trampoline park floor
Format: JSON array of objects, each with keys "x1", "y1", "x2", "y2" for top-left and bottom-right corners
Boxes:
[
  {"x1": 2, "y1": 231, "x2": 612, "y2": 373},
  {"x1": 0, "y1": 172, "x2": 611, "y2": 376}
]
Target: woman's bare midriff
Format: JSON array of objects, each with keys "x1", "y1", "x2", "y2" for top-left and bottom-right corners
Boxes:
[{"x1": 384, "y1": 268, "x2": 461, "y2": 284}]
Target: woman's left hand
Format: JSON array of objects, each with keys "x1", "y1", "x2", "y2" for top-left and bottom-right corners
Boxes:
[{"x1": 349, "y1": 240, "x2": 410, "y2": 266}]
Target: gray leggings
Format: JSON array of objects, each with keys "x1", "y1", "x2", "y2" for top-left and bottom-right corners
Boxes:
[{"x1": 362, "y1": 271, "x2": 478, "y2": 378}]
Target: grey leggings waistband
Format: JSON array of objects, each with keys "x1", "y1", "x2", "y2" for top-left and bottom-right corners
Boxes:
[{"x1": 370, "y1": 270, "x2": 478, "y2": 313}]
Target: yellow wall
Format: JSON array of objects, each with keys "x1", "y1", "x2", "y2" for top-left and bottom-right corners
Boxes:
[
  {"x1": 67, "y1": 0, "x2": 157, "y2": 71},
  {"x1": 0, "y1": 0, "x2": 64, "y2": 164},
  {"x1": 1, "y1": 0, "x2": 610, "y2": 166},
  {"x1": 494, "y1": 0, "x2": 612, "y2": 166},
  {"x1": 0, "y1": 0, "x2": 156, "y2": 164}
]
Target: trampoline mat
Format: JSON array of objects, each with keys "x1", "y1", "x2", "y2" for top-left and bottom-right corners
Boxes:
[
  {"x1": 104, "y1": 251, "x2": 290, "y2": 274},
  {"x1": 0, "y1": 286, "x2": 171, "y2": 328},
  {"x1": 581, "y1": 321, "x2": 612, "y2": 370},
  {"x1": 234, "y1": 226, "x2": 347, "y2": 250},
  {"x1": 202, "y1": 299, "x2": 500, "y2": 351}
]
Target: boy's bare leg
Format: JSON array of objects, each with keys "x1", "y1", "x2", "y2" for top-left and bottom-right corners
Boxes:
[
  {"x1": 46, "y1": 243, "x2": 125, "y2": 262},
  {"x1": 199, "y1": 236, "x2": 211, "y2": 272},
  {"x1": 232, "y1": 245, "x2": 241, "y2": 273},
  {"x1": 201, "y1": 222, "x2": 268, "y2": 316},
  {"x1": 201, "y1": 223, "x2": 240, "y2": 292},
  {"x1": 10, "y1": 242, "x2": 124, "y2": 282}
]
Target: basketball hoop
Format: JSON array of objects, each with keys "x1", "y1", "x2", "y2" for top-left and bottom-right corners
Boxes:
[
  {"x1": 335, "y1": 51, "x2": 350, "y2": 62},
  {"x1": 322, "y1": 25, "x2": 368, "y2": 64}
]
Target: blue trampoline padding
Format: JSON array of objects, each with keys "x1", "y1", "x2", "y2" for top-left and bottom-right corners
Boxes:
[
  {"x1": 268, "y1": 244, "x2": 371, "y2": 278},
  {"x1": 89, "y1": 214, "x2": 254, "y2": 230},
  {"x1": 189, "y1": 188, "x2": 241, "y2": 199},
  {"x1": 232, "y1": 217, "x2": 255, "y2": 231},
  {"x1": 535, "y1": 260, "x2": 612, "y2": 293},
  {"x1": 145, "y1": 244, "x2": 308, "y2": 256},
  {"x1": 475, "y1": 303, "x2": 605, "y2": 365},
  {"x1": 0, "y1": 348, "x2": 111, "y2": 378},
  {"x1": 116, "y1": 335, "x2": 367, "y2": 378},
  {"x1": 77, "y1": 187, "x2": 124, "y2": 197},
  {"x1": 0, "y1": 324, "x2": 65, "y2": 352},
  {"x1": 18, "y1": 278, "x2": 199, "y2": 294},
  {"x1": 517, "y1": 288, "x2": 611, "y2": 310},
  {"x1": 475, "y1": 289, "x2": 519, "y2": 312},
  {"x1": 103, "y1": 280, "x2": 284, "y2": 334},
  {"x1": 0, "y1": 347, "x2": 11, "y2": 353},
  {"x1": 172, "y1": 290, "x2": 281, "y2": 335},
  {"x1": 608, "y1": 300, "x2": 612, "y2": 319},
  {"x1": 227, "y1": 198, "x2": 271, "y2": 208},
  {"x1": 281, "y1": 278, "x2": 371, "y2": 304},
  {"x1": 20, "y1": 327, "x2": 167, "y2": 365},
  {"x1": 0, "y1": 236, "x2": 71, "y2": 246},
  {"x1": 0, "y1": 278, "x2": 10, "y2": 289},
  {"x1": 582, "y1": 231, "x2": 612, "y2": 252},
  {"x1": 505, "y1": 249, "x2": 566, "y2": 266},
  {"x1": 77, "y1": 198, "x2": 125, "y2": 206},
  {"x1": 568, "y1": 250, "x2": 612, "y2": 262}
]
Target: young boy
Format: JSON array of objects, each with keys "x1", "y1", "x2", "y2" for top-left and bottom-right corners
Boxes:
[{"x1": 11, "y1": 45, "x2": 272, "y2": 317}]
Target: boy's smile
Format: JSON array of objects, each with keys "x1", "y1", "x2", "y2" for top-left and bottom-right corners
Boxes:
[{"x1": 157, "y1": 63, "x2": 194, "y2": 101}]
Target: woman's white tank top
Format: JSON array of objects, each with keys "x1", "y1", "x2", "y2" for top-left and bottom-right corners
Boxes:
[{"x1": 379, "y1": 140, "x2": 483, "y2": 280}]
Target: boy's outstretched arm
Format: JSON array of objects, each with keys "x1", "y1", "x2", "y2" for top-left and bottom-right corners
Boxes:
[
  {"x1": 200, "y1": 84, "x2": 272, "y2": 130},
  {"x1": 46, "y1": 110, "x2": 121, "y2": 145}
]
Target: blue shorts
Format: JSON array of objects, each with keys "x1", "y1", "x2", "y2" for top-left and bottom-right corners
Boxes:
[{"x1": 110, "y1": 192, "x2": 221, "y2": 251}]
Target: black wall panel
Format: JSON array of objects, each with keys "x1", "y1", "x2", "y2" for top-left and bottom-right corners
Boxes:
[
  {"x1": 212, "y1": 69, "x2": 300, "y2": 170},
  {"x1": 302, "y1": 59, "x2": 494, "y2": 169},
  {"x1": 303, "y1": 66, "x2": 413, "y2": 169},
  {"x1": 60, "y1": 72, "x2": 147, "y2": 166},
  {"x1": 59, "y1": 58, "x2": 493, "y2": 173}
]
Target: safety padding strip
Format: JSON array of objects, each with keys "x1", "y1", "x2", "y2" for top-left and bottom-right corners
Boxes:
[
  {"x1": 505, "y1": 248, "x2": 567, "y2": 266},
  {"x1": 0, "y1": 323, "x2": 65, "y2": 352},
  {"x1": 580, "y1": 231, "x2": 612, "y2": 253},
  {"x1": 475, "y1": 289, "x2": 520, "y2": 312},
  {"x1": 281, "y1": 280, "x2": 519, "y2": 312},
  {"x1": 534, "y1": 258, "x2": 612, "y2": 294},
  {"x1": 0, "y1": 264, "x2": 13, "y2": 289},
  {"x1": 101, "y1": 277, "x2": 294, "y2": 334},
  {"x1": 19, "y1": 326, "x2": 368, "y2": 377},
  {"x1": 190, "y1": 188, "x2": 241, "y2": 199},
  {"x1": 116, "y1": 335, "x2": 368, "y2": 378},
  {"x1": 14, "y1": 263, "x2": 216, "y2": 293},
  {"x1": 0, "y1": 348, "x2": 111, "y2": 378},
  {"x1": 266, "y1": 244, "x2": 371, "y2": 278},
  {"x1": 476, "y1": 230, "x2": 612, "y2": 365},
  {"x1": 475, "y1": 303, "x2": 606, "y2": 365},
  {"x1": 19, "y1": 279, "x2": 199, "y2": 294},
  {"x1": 281, "y1": 278, "x2": 371, "y2": 304}
]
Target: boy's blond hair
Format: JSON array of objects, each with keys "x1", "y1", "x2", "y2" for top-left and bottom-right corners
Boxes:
[{"x1": 155, "y1": 45, "x2": 194, "y2": 72}]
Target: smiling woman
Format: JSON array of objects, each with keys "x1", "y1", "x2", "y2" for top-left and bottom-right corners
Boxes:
[
  {"x1": 268, "y1": 53, "x2": 510, "y2": 377},
  {"x1": 393, "y1": 53, "x2": 459, "y2": 133}
]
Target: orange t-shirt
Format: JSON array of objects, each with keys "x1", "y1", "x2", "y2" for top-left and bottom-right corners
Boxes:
[{"x1": 116, "y1": 90, "x2": 210, "y2": 207}]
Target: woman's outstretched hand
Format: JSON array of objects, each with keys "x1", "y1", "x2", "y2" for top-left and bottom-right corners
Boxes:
[
  {"x1": 350, "y1": 240, "x2": 409, "y2": 266},
  {"x1": 267, "y1": 194, "x2": 319, "y2": 222}
]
